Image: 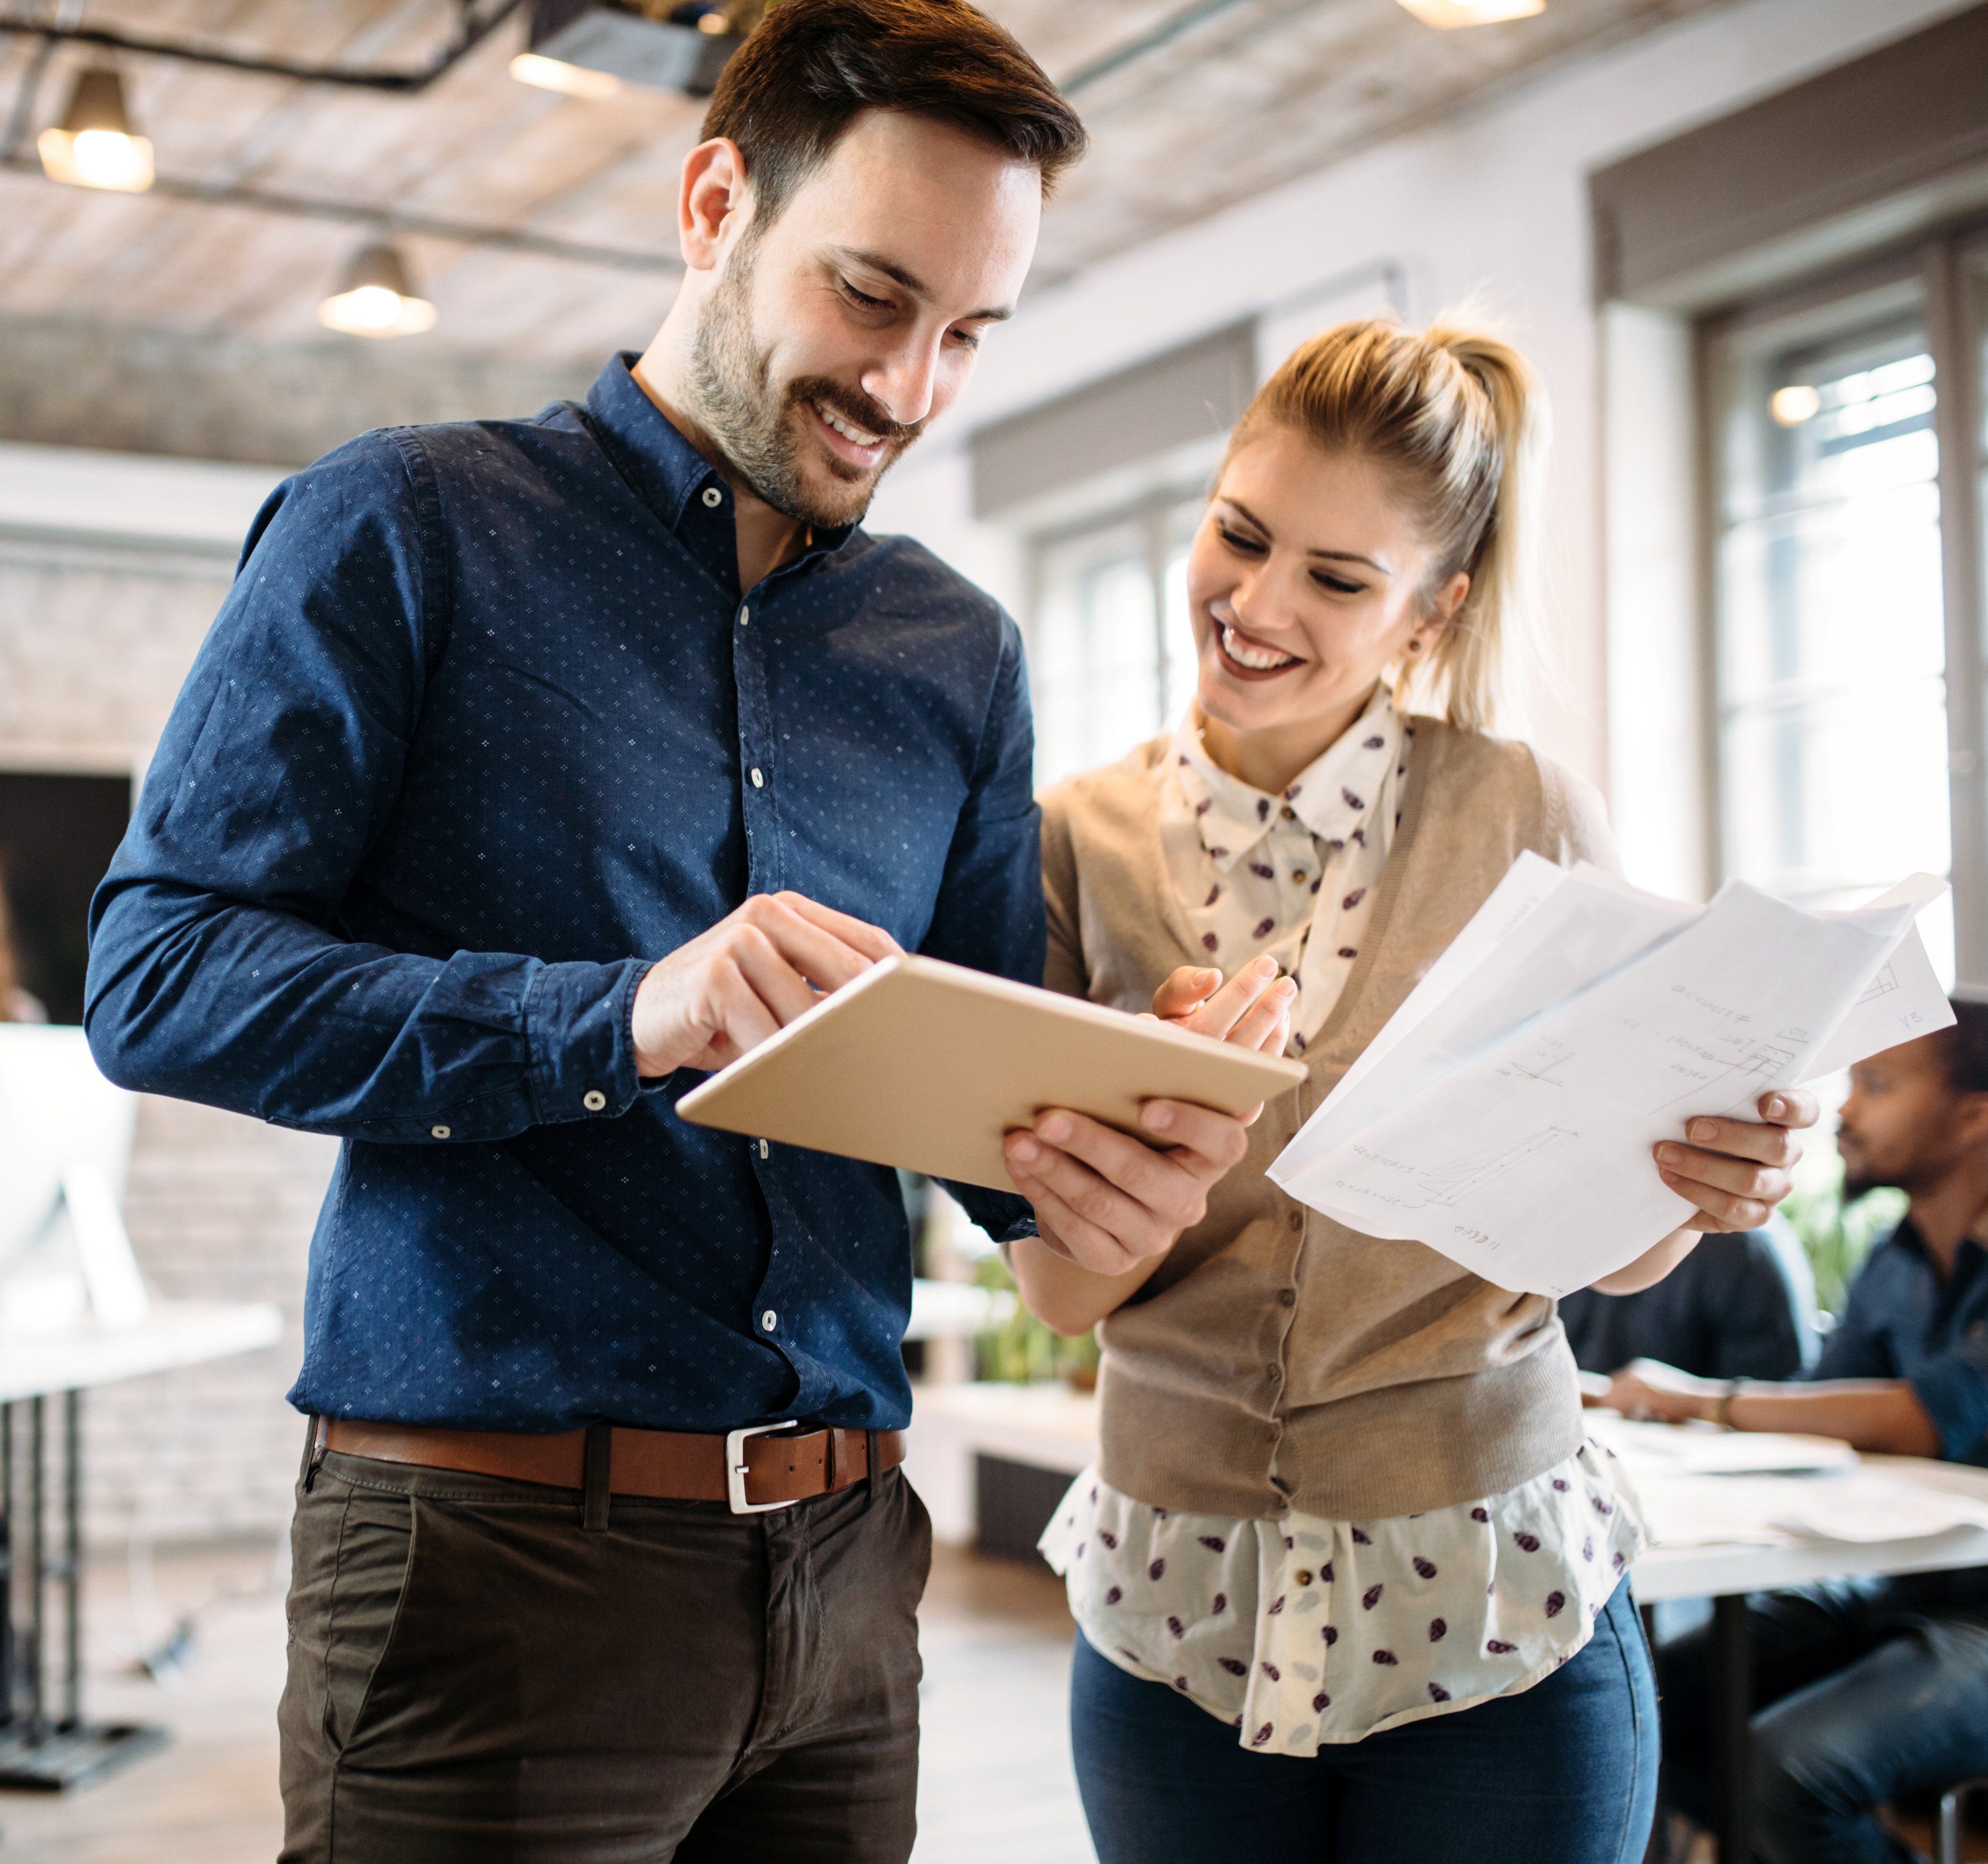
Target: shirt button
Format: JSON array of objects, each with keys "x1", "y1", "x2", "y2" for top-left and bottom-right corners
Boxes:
[
  {"x1": 750, "y1": 768, "x2": 764, "y2": 788},
  {"x1": 431, "y1": 1124, "x2": 451, "y2": 1140},
  {"x1": 1287, "y1": 1211, "x2": 1303, "y2": 1232},
  {"x1": 1292, "y1": 871, "x2": 1308, "y2": 884},
  {"x1": 1281, "y1": 805, "x2": 1296, "y2": 820},
  {"x1": 702, "y1": 485, "x2": 723, "y2": 507},
  {"x1": 582, "y1": 1090, "x2": 607, "y2": 1112},
  {"x1": 1294, "y1": 1568, "x2": 1314, "y2": 1586},
  {"x1": 738, "y1": 605, "x2": 750, "y2": 626},
  {"x1": 761, "y1": 1309, "x2": 778, "y2": 1332},
  {"x1": 1277, "y1": 1287, "x2": 1296, "y2": 1307}
]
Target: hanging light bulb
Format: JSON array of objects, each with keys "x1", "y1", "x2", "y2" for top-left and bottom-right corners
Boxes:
[
  {"x1": 37, "y1": 66, "x2": 154, "y2": 193},
  {"x1": 1394, "y1": 0, "x2": 1544, "y2": 25},
  {"x1": 509, "y1": 51, "x2": 622, "y2": 98},
  {"x1": 317, "y1": 241, "x2": 438, "y2": 339}
]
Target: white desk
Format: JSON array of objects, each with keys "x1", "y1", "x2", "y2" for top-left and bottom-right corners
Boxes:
[
  {"x1": 0, "y1": 1300, "x2": 282, "y2": 1404},
  {"x1": 0, "y1": 1298, "x2": 282, "y2": 1790}
]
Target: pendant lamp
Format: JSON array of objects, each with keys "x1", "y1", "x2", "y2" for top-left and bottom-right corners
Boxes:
[
  {"x1": 38, "y1": 66, "x2": 154, "y2": 193},
  {"x1": 317, "y1": 241, "x2": 438, "y2": 339},
  {"x1": 1394, "y1": 0, "x2": 1543, "y2": 24}
]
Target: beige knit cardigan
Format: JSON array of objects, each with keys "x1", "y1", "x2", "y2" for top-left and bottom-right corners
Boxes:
[{"x1": 1039, "y1": 717, "x2": 1621, "y2": 1522}]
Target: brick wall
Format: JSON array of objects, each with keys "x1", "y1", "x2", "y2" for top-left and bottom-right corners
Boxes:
[{"x1": 82, "y1": 1098, "x2": 338, "y2": 1552}]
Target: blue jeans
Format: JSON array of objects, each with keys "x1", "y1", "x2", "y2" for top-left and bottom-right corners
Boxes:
[
  {"x1": 1070, "y1": 1581, "x2": 1658, "y2": 1864},
  {"x1": 1656, "y1": 1571, "x2": 1988, "y2": 1864}
]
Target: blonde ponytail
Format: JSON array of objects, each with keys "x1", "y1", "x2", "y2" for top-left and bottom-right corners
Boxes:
[{"x1": 1227, "y1": 312, "x2": 1548, "y2": 734}]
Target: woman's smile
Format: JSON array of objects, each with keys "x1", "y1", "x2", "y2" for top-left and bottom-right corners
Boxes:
[{"x1": 1215, "y1": 617, "x2": 1304, "y2": 678}]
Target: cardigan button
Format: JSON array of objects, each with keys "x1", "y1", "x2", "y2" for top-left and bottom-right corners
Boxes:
[
  {"x1": 1265, "y1": 1363, "x2": 1282, "y2": 1382},
  {"x1": 1277, "y1": 1288, "x2": 1296, "y2": 1307},
  {"x1": 1286, "y1": 1211, "x2": 1303, "y2": 1233}
]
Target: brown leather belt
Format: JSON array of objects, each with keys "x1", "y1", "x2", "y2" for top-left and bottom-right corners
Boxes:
[{"x1": 319, "y1": 1417, "x2": 904, "y2": 1514}]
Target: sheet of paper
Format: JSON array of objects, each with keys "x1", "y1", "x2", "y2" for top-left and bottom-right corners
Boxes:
[
  {"x1": 1270, "y1": 869, "x2": 1949, "y2": 1296},
  {"x1": 1765, "y1": 1470, "x2": 1988, "y2": 1544},
  {"x1": 1586, "y1": 1414, "x2": 1857, "y2": 1477}
]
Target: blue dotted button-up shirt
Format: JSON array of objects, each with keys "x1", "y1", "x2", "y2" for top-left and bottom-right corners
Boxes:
[
  {"x1": 86, "y1": 353, "x2": 1041, "y2": 1435},
  {"x1": 1815, "y1": 1217, "x2": 1988, "y2": 1465}
]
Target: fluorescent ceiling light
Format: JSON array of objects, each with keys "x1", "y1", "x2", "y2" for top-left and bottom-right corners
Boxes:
[
  {"x1": 1394, "y1": 0, "x2": 1545, "y2": 26},
  {"x1": 38, "y1": 67, "x2": 153, "y2": 193},
  {"x1": 509, "y1": 50, "x2": 622, "y2": 98},
  {"x1": 318, "y1": 241, "x2": 438, "y2": 339}
]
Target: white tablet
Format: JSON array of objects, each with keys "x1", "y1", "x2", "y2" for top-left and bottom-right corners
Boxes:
[{"x1": 675, "y1": 953, "x2": 1306, "y2": 1191}]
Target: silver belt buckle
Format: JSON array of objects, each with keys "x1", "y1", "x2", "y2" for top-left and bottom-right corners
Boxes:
[{"x1": 725, "y1": 1419, "x2": 798, "y2": 1514}]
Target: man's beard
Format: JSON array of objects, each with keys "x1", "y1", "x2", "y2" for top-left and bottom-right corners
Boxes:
[{"x1": 686, "y1": 239, "x2": 923, "y2": 528}]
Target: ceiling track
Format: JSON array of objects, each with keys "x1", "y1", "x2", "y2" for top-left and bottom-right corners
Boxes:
[
  {"x1": 0, "y1": 154, "x2": 684, "y2": 273},
  {"x1": 0, "y1": 0, "x2": 530, "y2": 92}
]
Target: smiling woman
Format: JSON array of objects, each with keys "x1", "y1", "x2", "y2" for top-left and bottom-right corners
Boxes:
[{"x1": 1005, "y1": 314, "x2": 1821, "y2": 1864}]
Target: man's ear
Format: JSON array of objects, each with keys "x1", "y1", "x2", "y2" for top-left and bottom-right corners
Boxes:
[
  {"x1": 679, "y1": 137, "x2": 752, "y2": 273},
  {"x1": 1955, "y1": 1088, "x2": 1988, "y2": 1151}
]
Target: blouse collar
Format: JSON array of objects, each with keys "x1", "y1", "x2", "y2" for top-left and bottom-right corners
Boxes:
[{"x1": 1171, "y1": 687, "x2": 1402, "y2": 872}]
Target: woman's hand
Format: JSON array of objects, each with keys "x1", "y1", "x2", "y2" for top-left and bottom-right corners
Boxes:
[
  {"x1": 1587, "y1": 1088, "x2": 1821, "y2": 1296},
  {"x1": 1150, "y1": 955, "x2": 1296, "y2": 1054},
  {"x1": 1654, "y1": 1089, "x2": 1818, "y2": 1232},
  {"x1": 1003, "y1": 1099, "x2": 1253, "y2": 1278}
]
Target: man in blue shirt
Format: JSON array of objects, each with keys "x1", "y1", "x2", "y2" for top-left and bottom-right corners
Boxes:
[
  {"x1": 1610, "y1": 1000, "x2": 1988, "y2": 1864},
  {"x1": 83, "y1": 5, "x2": 1261, "y2": 1858},
  {"x1": 1559, "y1": 1221, "x2": 1819, "y2": 1383}
]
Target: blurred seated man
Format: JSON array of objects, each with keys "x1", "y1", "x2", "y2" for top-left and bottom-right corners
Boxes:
[
  {"x1": 1559, "y1": 1218, "x2": 1817, "y2": 1383},
  {"x1": 1607, "y1": 1000, "x2": 1988, "y2": 1864}
]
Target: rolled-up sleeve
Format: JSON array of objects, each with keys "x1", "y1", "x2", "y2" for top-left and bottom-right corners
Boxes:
[
  {"x1": 1908, "y1": 1327, "x2": 1988, "y2": 1460},
  {"x1": 84, "y1": 431, "x2": 646, "y2": 1143}
]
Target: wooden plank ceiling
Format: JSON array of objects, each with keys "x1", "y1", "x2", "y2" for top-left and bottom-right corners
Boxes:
[{"x1": 0, "y1": 0, "x2": 1736, "y2": 363}]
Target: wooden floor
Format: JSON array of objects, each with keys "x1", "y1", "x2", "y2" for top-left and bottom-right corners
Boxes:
[{"x1": 0, "y1": 1537, "x2": 1094, "y2": 1864}]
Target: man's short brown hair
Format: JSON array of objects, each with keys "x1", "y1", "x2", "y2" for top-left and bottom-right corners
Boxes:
[{"x1": 702, "y1": 0, "x2": 1086, "y2": 229}]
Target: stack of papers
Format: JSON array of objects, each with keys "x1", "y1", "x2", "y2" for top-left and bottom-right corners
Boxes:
[
  {"x1": 1589, "y1": 1415, "x2": 1857, "y2": 1477},
  {"x1": 1635, "y1": 1468, "x2": 1988, "y2": 1550},
  {"x1": 1269, "y1": 856, "x2": 1952, "y2": 1295}
]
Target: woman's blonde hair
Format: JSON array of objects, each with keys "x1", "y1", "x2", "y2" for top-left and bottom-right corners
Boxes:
[{"x1": 1225, "y1": 311, "x2": 1548, "y2": 734}]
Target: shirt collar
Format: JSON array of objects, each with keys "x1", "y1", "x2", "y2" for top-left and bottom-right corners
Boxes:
[
  {"x1": 582, "y1": 352, "x2": 855, "y2": 582},
  {"x1": 1171, "y1": 687, "x2": 1402, "y2": 870}
]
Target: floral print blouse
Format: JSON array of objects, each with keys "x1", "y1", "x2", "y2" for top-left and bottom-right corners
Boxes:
[
  {"x1": 1161, "y1": 686, "x2": 1404, "y2": 1052},
  {"x1": 1041, "y1": 688, "x2": 1645, "y2": 1752},
  {"x1": 1040, "y1": 1441, "x2": 1643, "y2": 1754}
]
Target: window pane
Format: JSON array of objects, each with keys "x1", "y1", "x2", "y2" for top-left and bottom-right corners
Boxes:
[
  {"x1": 1714, "y1": 302, "x2": 1955, "y2": 983},
  {"x1": 1028, "y1": 492, "x2": 1212, "y2": 788},
  {"x1": 1030, "y1": 522, "x2": 1157, "y2": 788}
]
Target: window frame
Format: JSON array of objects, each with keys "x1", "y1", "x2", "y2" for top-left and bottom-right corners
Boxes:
[{"x1": 1696, "y1": 215, "x2": 1988, "y2": 985}]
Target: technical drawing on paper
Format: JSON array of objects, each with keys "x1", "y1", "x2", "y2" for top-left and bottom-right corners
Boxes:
[
  {"x1": 1856, "y1": 964, "x2": 1899, "y2": 1004},
  {"x1": 1496, "y1": 1034, "x2": 1573, "y2": 1087},
  {"x1": 1653, "y1": 1034, "x2": 1802, "y2": 1114},
  {"x1": 1392, "y1": 1124, "x2": 1577, "y2": 1210}
]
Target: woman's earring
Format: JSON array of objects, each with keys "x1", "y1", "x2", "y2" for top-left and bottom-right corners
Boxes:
[{"x1": 1405, "y1": 636, "x2": 1423, "y2": 654}]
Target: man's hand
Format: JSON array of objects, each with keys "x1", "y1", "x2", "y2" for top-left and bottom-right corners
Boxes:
[
  {"x1": 1654, "y1": 1089, "x2": 1818, "y2": 1232},
  {"x1": 1002, "y1": 1099, "x2": 1253, "y2": 1277},
  {"x1": 1150, "y1": 956, "x2": 1296, "y2": 1054},
  {"x1": 1603, "y1": 1358, "x2": 1724, "y2": 1424},
  {"x1": 633, "y1": 892, "x2": 900, "y2": 1077}
]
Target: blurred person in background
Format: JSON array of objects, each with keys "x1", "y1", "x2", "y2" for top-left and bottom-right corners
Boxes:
[
  {"x1": 1609, "y1": 1002, "x2": 1988, "y2": 1864},
  {"x1": 81, "y1": 5, "x2": 1249, "y2": 1861},
  {"x1": 1559, "y1": 1220, "x2": 1818, "y2": 1385},
  {"x1": 0, "y1": 858, "x2": 47, "y2": 1023},
  {"x1": 1005, "y1": 315, "x2": 1818, "y2": 1864}
]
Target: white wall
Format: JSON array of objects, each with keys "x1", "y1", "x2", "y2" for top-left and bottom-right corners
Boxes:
[{"x1": 869, "y1": 0, "x2": 1973, "y2": 863}]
